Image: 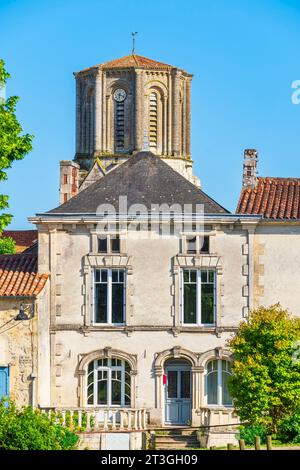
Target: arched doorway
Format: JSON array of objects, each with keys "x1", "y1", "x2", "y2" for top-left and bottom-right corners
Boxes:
[{"x1": 164, "y1": 358, "x2": 191, "y2": 425}]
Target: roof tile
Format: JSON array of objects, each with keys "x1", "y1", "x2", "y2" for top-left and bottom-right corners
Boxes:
[
  {"x1": 236, "y1": 177, "x2": 300, "y2": 219},
  {"x1": 0, "y1": 254, "x2": 48, "y2": 297}
]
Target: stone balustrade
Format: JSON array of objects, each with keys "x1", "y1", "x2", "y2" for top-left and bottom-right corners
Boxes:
[
  {"x1": 200, "y1": 407, "x2": 239, "y2": 429},
  {"x1": 40, "y1": 407, "x2": 148, "y2": 432}
]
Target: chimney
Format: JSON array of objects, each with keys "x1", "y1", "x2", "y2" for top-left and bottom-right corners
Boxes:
[
  {"x1": 59, "y1": 161, "x2": 80, "y2": 205},
  {"x1": 242, "y1": 149, "x2": 258, "y2": 188}
]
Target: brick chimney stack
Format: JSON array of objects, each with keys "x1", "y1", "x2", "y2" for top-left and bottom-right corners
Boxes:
[
  {"x1": 59, "y1": 161, "x2": 80, "y2": 205},
  {"x1": 242, "y1": 149, "x2": 258, "y2": 188}
]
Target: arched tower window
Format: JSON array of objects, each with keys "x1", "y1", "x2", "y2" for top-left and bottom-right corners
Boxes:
[
  {"x1": 87, "y1": 357, "x2": 131, "y2": 407},
  {"x1": 149, "y1": 92, "x2": 158, "y2": 152},
  {"x1": 115, "y1": 100, "x2": 125, "y2": 152}
]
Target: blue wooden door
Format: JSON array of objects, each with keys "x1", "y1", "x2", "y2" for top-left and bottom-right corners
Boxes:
[
  {"x1": 0, "y1": 366, "x2": 9, "y2": 401},
  {"x1": 165, "y1": 365, "x2": 191, "y2": 425}
]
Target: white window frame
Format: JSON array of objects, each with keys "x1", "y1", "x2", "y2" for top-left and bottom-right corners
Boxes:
[
  {"x1": 87, "y1": 358, "x2": 130, "y2": 407},
  {"x1": 205, "y1": 359, "x2": 232, "y2": 407},
  {"x1": 92, "y1": 268, "x2": 126, "y2": 325},
  {"x1": 181, "y1": 269, "x2": 216, "y2": 326}
]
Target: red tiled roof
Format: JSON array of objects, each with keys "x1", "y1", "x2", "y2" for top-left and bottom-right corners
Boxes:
[
  {"x1": 236, "y1": 177, "x2": 300, "y2": 219},
  {"x1": 102, "y1": 54, "x2": 172, "y2": 69},
  {"x1": 0, "y1": 254, "x2": 48, "y2": 297},
  {"x1": 78, "y1": 54, "x2": 175, "y2": 74},
  {"x1": 2, "y1": 230, "x2": 38, "y2": 253}
]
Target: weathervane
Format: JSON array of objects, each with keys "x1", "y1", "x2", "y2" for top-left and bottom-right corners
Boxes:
[{"x1": 131, "y1": 32, "x2": 138, "y2": 55}]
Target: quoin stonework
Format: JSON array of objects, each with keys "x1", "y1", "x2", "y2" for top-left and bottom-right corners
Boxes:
[{"x1": 1, "y1": 52, "x2": 300, "y2": 450}]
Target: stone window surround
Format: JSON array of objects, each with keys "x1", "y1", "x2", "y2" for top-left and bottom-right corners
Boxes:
[
  {"x1": 76, "y1": 347, "x2": 137, "y2": 408},
  {"x1": 173, "y1": 253, "x2": 223, "y2": 330},
  {"x1": 153, "y1": 346, "x2": 233, "y2": 418},
  {"x1": 83, "y1": 254, "x2": 133, "y2": 328}
]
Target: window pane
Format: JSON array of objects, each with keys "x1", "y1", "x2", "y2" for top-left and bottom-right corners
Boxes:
[
  {"x1": 183, "y1": 270, "x2": 189, "y2": 282},
  {"x1": 112, "y1": 283, "x2": 124, "y2": 323},
  {"x1": 112, "y1": 270, "x2": 118, "y2": 283},
  {"x1": 101, "y1": 269, "x2": 108, "y2": 283},
  {"x1": 184, "y1": 284, "x2": 197, "y2": 323},
  {"x1": 222, "y1": 370, "x2": 232, "y2": 406},
  {"x1": 201, "y1": 270, "x2": 207, "y2": 283},
  {"x1": 187, "y1": 236, "x2": 196, "y2": 254},
  {"x1": 207, "y1": 371, "x2": 218, "y2": 405},
  {"x1": 95, "y1": 270, "x2": 100, "y2": 283},
  {"x1": 97, "y1": 373, "x2": 108, "y2": 405},
  {"x1": 200, "y1": 236, "x2": 209, "y2": 253},
  {"x1": 125, "y1": 383, "x2": 131, "y2": 405},
  {"x1": 111, "y1": 236, "x2": 120, "y2": 253},
  {"x1": 208, "y1": 270, "x2": 214, "y2": 283},
  {"x1": 98, "y1": 237, "x2": 107, "y2": 253},
  {"x1": 95, "y1": 284, "x2": 107, "y2": 323},
  {"x1": 111, "y1": 379, "x2": 122, "y2": 405},
  {"x1": 190, "y1": 270, "x2": 197, "y2": 283},
  {"x1": 180, "y1": 371, "x2": 191, "y2": 398},
  {"x1": 201, "y1": 283, "x2": 214, "y2": 324},
  {"x1": 167, "y1": 371, "x2": 178, "y2": 398}
]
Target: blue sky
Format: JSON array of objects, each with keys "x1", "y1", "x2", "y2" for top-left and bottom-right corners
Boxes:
[{"x1": 1, "y1": 0, "x2": 300, "y2": 229}]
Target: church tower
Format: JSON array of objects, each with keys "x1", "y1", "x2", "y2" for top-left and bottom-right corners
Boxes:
[{"x1": 60, "y1": 53, "x2": 199, "y2": 204}]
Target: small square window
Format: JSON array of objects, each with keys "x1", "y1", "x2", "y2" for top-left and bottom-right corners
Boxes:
[
  {"x1": 98, "y1": 237, "x2": 107, "y2": 253},
  {"x1": 111, "y1": 235, "x2": 120, "y2": 253}
]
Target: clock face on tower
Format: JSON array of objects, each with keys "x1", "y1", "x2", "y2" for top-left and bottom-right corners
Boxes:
[{"x1": 113, "y1": 88, "x2": 127, "y2": 102}]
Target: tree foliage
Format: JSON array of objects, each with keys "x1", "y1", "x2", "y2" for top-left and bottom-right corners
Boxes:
[
  {"x1": 228, "y1": 304, "x2": 300, "y2": 433},
  {"x1": 0, "y1": 400, "x2": 79, "y2": 450},
  {"x1": 0, "y1": 59, "x2": 33, "y2": 232},
  {"x1": 0, "y1": 235, "x2": 16, "y2": 254}
]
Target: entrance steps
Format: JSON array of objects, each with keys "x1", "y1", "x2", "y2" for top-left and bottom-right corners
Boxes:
[{"x1": 154, "y1": 428, "x2": 199, "y2": 450}]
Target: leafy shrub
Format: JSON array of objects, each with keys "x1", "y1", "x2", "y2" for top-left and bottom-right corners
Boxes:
[
  {"x1": 0, "y1": 400, "x2": 79, "y2": 450},
  {"x1": 277, "y1": 409, "x2": 300, "y2": 443},
  {"x1": 238, "y1": 424, "x2": 267, "y2": 445},
  {"x1": 0, "y1": 236, "x2": 16, "y2": 254}
]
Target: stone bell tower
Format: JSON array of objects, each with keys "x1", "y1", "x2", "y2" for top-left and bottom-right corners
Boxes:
[{"x1": 60, "y1": 53, "x2": 198, "y2": 204}]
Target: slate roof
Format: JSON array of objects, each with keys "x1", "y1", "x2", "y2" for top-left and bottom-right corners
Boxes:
[
  {"x1": 47, "y1": 152, "x2": 229, "y2": 215},
  {"x1": 0, "y1": 254, "x2": 48, "y2": 297},
  {"x1": 2, "y1": 230, "x2": 38, "y2": 253},
  {"x1": 236, "y1": 177, "x2": 300, "y2": 219}
]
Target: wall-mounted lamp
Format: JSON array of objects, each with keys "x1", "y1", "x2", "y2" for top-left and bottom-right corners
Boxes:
[{"x1": 14, "y1": 303, "x2": 31, "y2": 321}]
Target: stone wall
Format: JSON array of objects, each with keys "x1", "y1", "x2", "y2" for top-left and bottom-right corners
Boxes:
[{"x1": 0, "y1": 299, "x2": 37, "y2": 405}]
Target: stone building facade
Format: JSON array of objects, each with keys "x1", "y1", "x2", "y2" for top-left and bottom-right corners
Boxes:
[{"x1": 1, "y1": 53, "x2": 300, "y2": 450}]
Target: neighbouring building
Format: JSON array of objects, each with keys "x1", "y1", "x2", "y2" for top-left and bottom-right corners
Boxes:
[{"x1": 1, "y1": 53, "x2": 300, "y2": 450}]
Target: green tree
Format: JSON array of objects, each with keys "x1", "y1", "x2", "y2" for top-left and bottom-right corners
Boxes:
[
  {"x1": 0, "y1": 59, "x2": 33, "y2": 233},
  {"x1": 227, "y1": 304, "x2": 300, "y2": 433},
  {"x1": 0, "y1": 235, "x2": 16, "y2": 254},
  {"x1": 0, "y1": 400, "x2": 79, "y2": 450}
]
